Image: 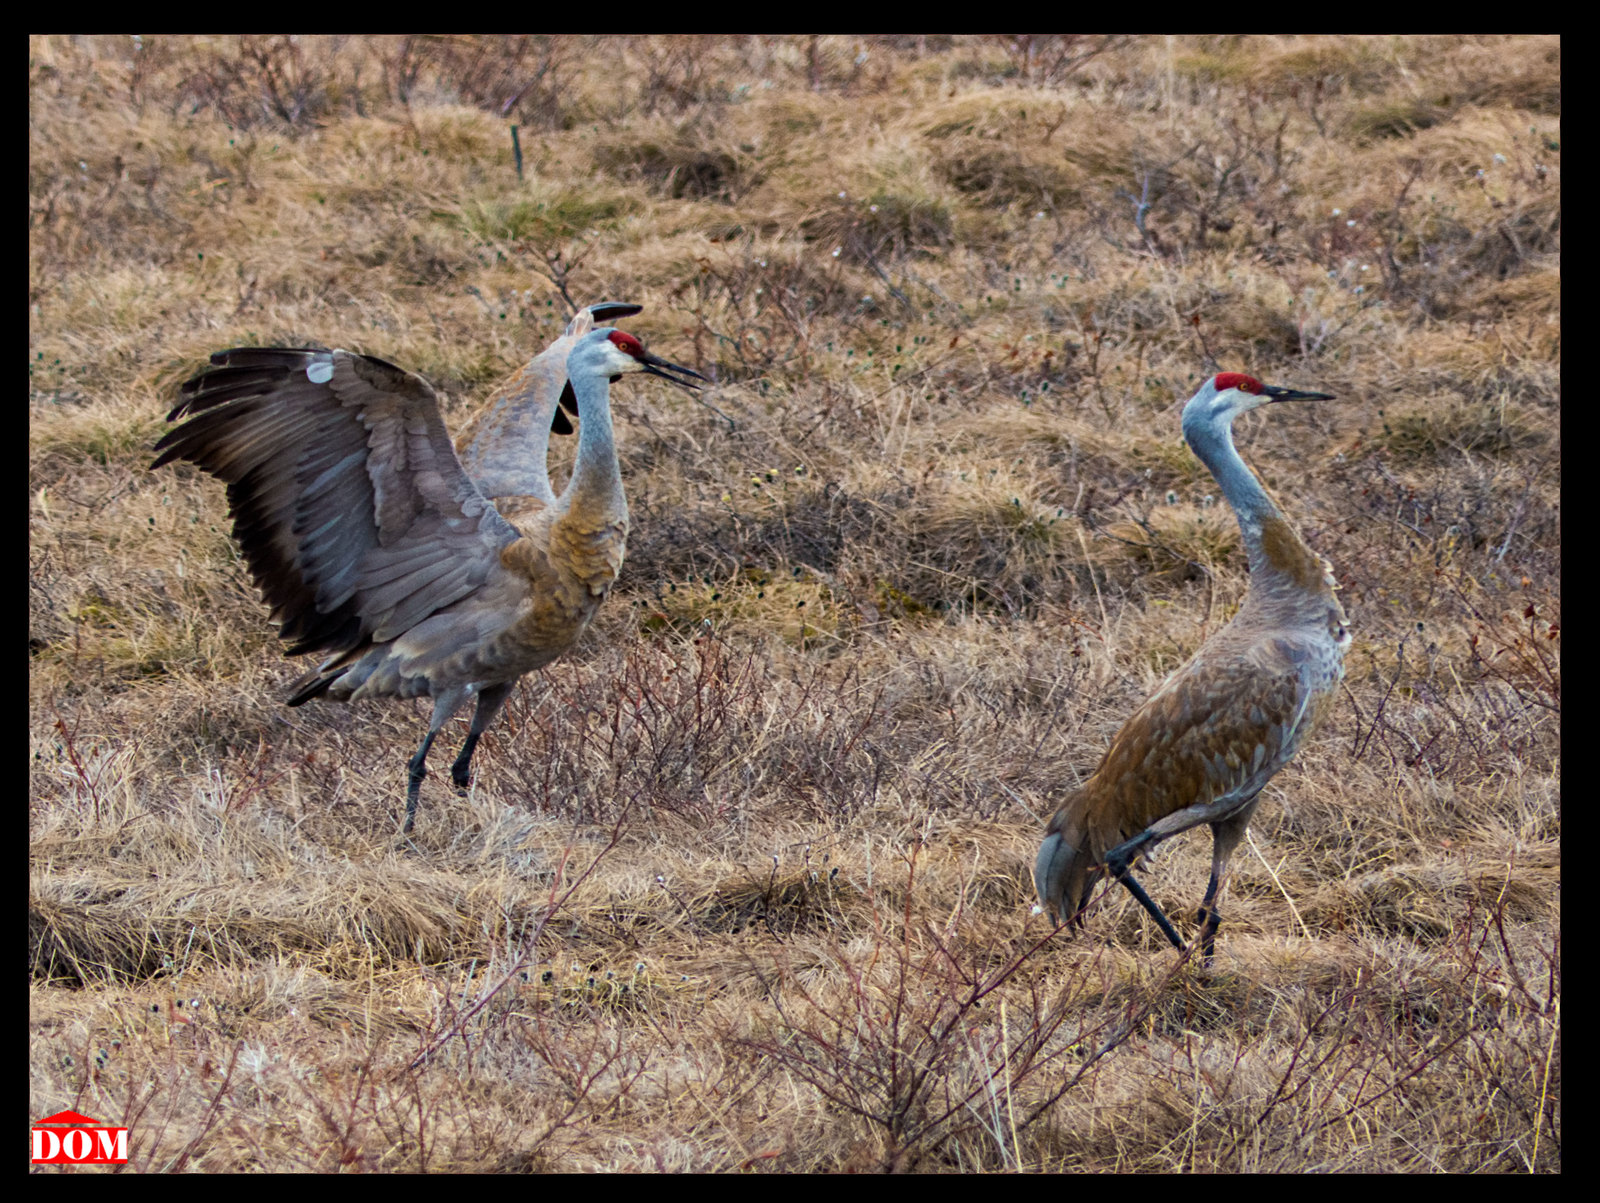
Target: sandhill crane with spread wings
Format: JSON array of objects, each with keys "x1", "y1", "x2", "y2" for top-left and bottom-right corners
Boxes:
[
  {"x1": 154, "y1": 303, "x2": 703, "y2": 831},
  {"x1": 1035, "y1": 372, "x2": 1349, "y2": 960}
]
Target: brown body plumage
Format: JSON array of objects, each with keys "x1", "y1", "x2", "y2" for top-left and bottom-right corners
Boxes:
[
  {"x1": 153, "y1": 304, "x2": 701, "y2": 831},
  {"x1": 1036, "y1": 373, "x2": 1349, "y2": 959}
]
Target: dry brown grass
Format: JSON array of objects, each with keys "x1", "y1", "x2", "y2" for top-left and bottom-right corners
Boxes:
[{"x1": 31, "y1": 35, "x2": 1558, "y2": 1172}]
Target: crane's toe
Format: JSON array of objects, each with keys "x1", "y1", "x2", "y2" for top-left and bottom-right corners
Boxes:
[{"x1": 1103, "y1": 831, "x2": 1151, "y2": 880}]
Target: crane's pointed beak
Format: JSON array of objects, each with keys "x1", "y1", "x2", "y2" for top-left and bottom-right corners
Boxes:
[
  {"x1": 1262, "y1": 384, "x2": 1336, "y2": 403},
  {"x1": 639, "y1": 351, "x2": 706, "y2": 391}
]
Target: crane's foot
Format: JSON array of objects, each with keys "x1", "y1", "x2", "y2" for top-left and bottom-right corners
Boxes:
[{"x1": 1103, "y1": 832, "x2": 1153, "y2": 881}]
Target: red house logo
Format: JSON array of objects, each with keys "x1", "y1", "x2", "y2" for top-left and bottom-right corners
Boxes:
[{"x1": 30, "y1": 1110, "x2": 130, "y2": 1165}]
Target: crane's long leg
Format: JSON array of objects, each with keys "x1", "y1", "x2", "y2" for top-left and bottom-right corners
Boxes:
[
  {"x1": 1110, "y1": 865, "x2": 1188, "y2": 952},
  {"x1": 1196, "y1": 797, "x2": 1260, "y2": 962},
  {"x1": 1104, "y1": 831, "x2": 1187, "y2": 953},
  {"x1": 1103, "y1": 793, "x2": 1267, "y2": 957},
  {"x1": 404, "y1": 689, "x2": 472, "y2": 833},
  {"x1": 450, "y1": 681, "x2": 513, "y2": 793},
  {"x1": 404, "y1": 729, "x2": 438, "y2": 835}
]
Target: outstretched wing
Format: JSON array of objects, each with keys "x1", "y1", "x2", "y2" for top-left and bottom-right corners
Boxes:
[
  {"x1": 153, "y1": 347, "x2": 519, "y2": 660},
  {"x1": 455, "y1": 301, "x2": 644, "y2": 502}
]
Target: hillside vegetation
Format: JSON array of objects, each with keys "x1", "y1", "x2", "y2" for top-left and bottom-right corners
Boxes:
[{"x1": 30, "y1": 35, "x2": 1558, "y2": 1172}]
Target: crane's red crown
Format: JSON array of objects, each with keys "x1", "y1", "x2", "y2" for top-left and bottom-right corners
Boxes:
[
  {"x1": 606, "y1": 330, "x2": 645, "y2": 358},
  {"x1": 1213, "y1": 372, "x2": 1264, "y2": 394}
]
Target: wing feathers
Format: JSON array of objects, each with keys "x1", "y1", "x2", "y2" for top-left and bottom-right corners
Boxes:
[
  {"x1": 154, "y1": 347, "x2": 517, "y2": 662},
  {"x1": 1085, "y1": 635, "x2": 1325, "y2": 839}
]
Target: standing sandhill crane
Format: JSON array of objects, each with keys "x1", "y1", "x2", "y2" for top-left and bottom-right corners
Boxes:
[
  {"x1": 1035, "y1": 372, "x2": 1348, "y2": 960},
  {"x1": 153, "y1": 304, "x2": 703, "y2": 832}
]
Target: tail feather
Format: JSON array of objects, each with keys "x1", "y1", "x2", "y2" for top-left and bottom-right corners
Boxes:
[
  {"x1": 1035, "y1": 802, "x2": 1106, "y2": 927},
  {"x1": 1035, "y1": 831, "x2": 1092, "y2": 926},
  {"x1": 286, "y1": 668, "x2": 345, "y2": 707}
]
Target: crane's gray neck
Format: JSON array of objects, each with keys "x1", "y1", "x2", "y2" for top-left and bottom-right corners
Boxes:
[
  {"x1": 1185, "y1": 416, "x2": 1281, "y2": 577},
  {"x1": 1187, "y1": 417, "x2": 1278, "y2": 521},
  {"x1": 565, "y1": 371, "x2": 625, "y2": 516},
  {"x1": 1186, "y1": 411, "x2": 1335, "y2": 617}
]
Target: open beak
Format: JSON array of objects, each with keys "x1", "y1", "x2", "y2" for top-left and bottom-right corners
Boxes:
[
  {"x1": 639, "y1": 351, "x2": 706, "y2": 391},
  {"x1": 1263, "y1": 384, "x2": 1335, "y2": 403},
  {"x1": 553, "y1": 350, "x2": 706, "y2": 431}
]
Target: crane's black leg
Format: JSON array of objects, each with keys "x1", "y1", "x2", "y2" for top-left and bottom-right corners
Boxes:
[
  {"x1": 403, "y1": 690, "x2": 472, "y2": 833},
  {"x1": 1111, "y1": 867, "x2": 1188, "y2": 952},
  {"x1": 405, "y1": 729, "x2": 439, "y2": 834},
  {"x1": 1196, "y1": 866, "x2": 1224, "y2": 963},
  {"x1": 1197, "y1": 801, "x2": 1259, "y2": 963},
  {"x1": 1104, "y1": 832, "x2": 1187, "y2": 953},
  {"x1": 450, "y1": 682, "x2": 512, "y2": 793}
]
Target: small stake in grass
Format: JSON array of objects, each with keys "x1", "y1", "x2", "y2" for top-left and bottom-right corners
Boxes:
[
  {"x1": 1035, "y1": 373, "x2": 1349, "y2": 961},
  {"x1": 154, "y1": 303, "x2": 704, "y2": 832}
]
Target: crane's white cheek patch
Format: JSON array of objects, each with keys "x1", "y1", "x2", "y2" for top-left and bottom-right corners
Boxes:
[{"x1": 307, "y1": 362, "x2": 334, "y2": 384}]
